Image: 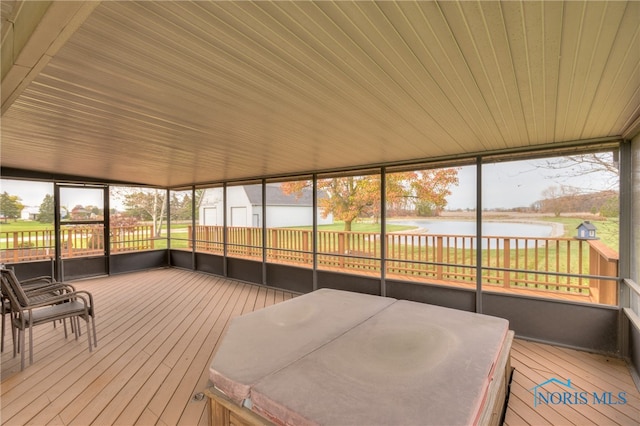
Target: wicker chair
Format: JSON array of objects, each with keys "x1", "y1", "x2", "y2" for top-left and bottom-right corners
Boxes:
[
  {"x1": 0, "y1": 269, "x2": 97, "y2": 370},
  {"x1": 0, "y1": 269, "x2": 77, "y2": 353}
]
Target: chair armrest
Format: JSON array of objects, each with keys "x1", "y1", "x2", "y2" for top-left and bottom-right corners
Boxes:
[
  {"x1": 22, "y1": 281, "x2": 76, "y2": 292},
  {"x1": 21, "y1": 276, "x2": 55, "y2": 285},
  {"x1": 24, "y1": 283, "x2": 75, "y2": 296},
  {"x1": 22, "y1": 291, "x2": 91, "y2": 310}
]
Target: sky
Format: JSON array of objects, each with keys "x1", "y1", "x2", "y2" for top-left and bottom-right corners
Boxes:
[
  {"x1": 0, "y1": 181, "x2": 105, "y2": 210},
  {"x1": 1, "y1": 156, "x2": 617, "y2": 211},
  {"x1": 445, "y1": 157, "x2": 616, "y2": 210}
]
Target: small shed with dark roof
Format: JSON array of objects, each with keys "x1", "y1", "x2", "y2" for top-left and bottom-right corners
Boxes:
[
  {"x1": 576, "y1": 221, "x2": 597, "y2": 240},
  {"x1": 199, "y1": 184, "x2": 332, "y2": 228}
]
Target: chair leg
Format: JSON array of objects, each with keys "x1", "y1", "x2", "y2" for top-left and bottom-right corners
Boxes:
[
  {"x1": 85, "y1": 317, "x2": 92, "y2": 353},
  {"x1": 20, "y1": 328, "x2": 25, "y2": 371},
  {"x1": 28, "y1": 324, "x2": 34, "y2": 366},
  {"x1": 1, "y1": 310, "x2": 5, "y2": 353},
  {"x1": 91, "y1": 315, "x2": 98, "y2": 348},
  {"x1": 12, "y1": 323, "x2": 18, "y2": 358},
  {"x1": 75, "y1": 317, "x2": 82, "y2": 340}
]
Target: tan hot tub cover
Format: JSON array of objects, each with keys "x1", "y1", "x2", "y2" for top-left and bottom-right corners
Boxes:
[{"x1": 209, "y1": 289, "x2": 509, "y2": 426}]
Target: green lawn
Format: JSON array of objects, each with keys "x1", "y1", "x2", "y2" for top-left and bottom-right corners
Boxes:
[
  {"x1": 540, "y1": 216, "x2": 619, "y2": 250},
  {"x1": 0, "y1": 221, "x2": 53, "y2": 232}
]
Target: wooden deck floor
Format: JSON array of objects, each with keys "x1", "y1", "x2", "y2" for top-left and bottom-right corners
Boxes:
[{"x1": 1, "y1": 268, "x2": 638, "y2": 425}]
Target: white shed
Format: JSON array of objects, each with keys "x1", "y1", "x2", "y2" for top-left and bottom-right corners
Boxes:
[
  {"x1": 199, "y1": 184, "x2": 332, "y2": 228},
  {"x1": 20, "y1": 206, "x2": 39, "y2": 221}
]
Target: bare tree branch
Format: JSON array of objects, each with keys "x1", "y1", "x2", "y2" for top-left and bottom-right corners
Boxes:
[{"x1": 533, "y1": 152, "x2": 619, "y2": 190}]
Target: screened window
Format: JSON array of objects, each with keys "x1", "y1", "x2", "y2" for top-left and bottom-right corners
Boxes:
[
  {"x1": 316, "y1": 171, "x2": 381, "y2": 277},
  {"x1": 385, "y1": 164, "x2": 471, "y2": 285},
  {"x1": 194, "y1": 186, "x2": 224, "y2": 255},
  {"x1": 481, "y1": 151, "x2": 620, "y2": 305},
  {"x1": 169, "y1": 189, "x2": 194, "y2": 251},
  {"x1": 110, "y1": 186, "x2": 167, "y2": 252},
  {"x1": 226, "y1": 183, "x2": 263, "y2": 260},
  {"x1": 0, "y1": 179, "x2": 55, "y2": 264},
  {"x1": 265, "y1": 179, "x2": 314, "y2": 268}
]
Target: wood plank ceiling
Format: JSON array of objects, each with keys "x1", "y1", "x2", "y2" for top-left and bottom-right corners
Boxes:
[{"x1": 1, "y1": 1, "x2": 639, "y2": 188}]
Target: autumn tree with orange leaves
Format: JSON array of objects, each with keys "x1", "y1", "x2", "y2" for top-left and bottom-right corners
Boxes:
[{"x1": 281, "y1": 169, "x2": 459, "y2": 231}]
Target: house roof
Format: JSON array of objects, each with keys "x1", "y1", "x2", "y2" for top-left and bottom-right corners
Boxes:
[
  {"x1": 243, "y1": 184, "x2": 316, "y2": 207},
  {"x1": 577, "y1": 221, "x2": 597, "y2": 231},
  {"x1": 1, "y1": 1, "x2": 638, "y2": 188}
]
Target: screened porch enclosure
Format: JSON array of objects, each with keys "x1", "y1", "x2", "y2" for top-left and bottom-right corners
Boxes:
[
  {"x1": 1, "y1": 0, "x2": 639, "y2": 422},
  {"x1": 2, "y1": 150, "x2": 623, "y2": 307}
]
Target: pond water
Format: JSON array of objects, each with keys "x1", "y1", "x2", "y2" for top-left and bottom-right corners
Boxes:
[
  {"x1": 389, "y1": 219, "x2": 554, "y2": 238},
  {"x1": 387, "y1": 219, "x2": 557, "y2": 249}
]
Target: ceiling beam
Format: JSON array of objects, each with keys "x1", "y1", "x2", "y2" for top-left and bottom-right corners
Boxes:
[{"x1": 1, "y1": 0, "x2": 99, "y2": 115}]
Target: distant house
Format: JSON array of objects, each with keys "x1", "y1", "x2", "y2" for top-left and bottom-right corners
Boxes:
[
  {"x1": 20, "y1": 206, "x2": 39, "y2": 221},
  {"x1": 199, "y1": 184, "x2": 333, "y2": 227}
]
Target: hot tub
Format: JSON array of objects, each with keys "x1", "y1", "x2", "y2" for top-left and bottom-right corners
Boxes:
[{"x1": 208, "y1": 289, "x2": 513, "y2": 426}]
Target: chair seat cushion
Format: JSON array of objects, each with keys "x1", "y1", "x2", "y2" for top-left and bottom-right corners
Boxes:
[{"x1": 15, "y1": 301, "x2": 87, "y2": 326}]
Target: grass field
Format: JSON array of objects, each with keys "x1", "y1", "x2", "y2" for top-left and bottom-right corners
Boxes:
[{"x1": 540, "y1": 216, "x2": 618, "y2": 250}]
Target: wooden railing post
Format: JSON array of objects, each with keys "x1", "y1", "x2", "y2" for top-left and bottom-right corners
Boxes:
[
  {"x1": 271, "y1": 229, "x2": 279, "y2": 261},
  {"x1": 588, "y1": 240, "x2": 619, "y2": 305},
  {"x1": 503, "y1": 239, "x2": 511, "y2": 288},
  {"x1": 12, "y1": 233, "x2": 19, "y2": 262},
  {"x1": 66, "y1": 229, "x2": 73, "y2": 257},
  {"x1": 436, "y1": 236, "x2": 443, "y2": 280},
  {"x1": 303, "y1": 231, "x2": 310, "y2": 262},
  {"x1": 338, "y1": 233, "x2": 345, "y2": 267},
  {"x1": 245, "y1": 228, "x2": 252, "y2": 256}
]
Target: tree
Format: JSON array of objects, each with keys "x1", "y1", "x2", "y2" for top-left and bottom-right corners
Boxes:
[
  {"x1": 120, "y1": 189, "x2": 167, "y2": 237},
  {"x1": 599, "y1": 194, "x2": 619, "y2": 217},
  {"x1": 407, "y1": 169, "x2": 460, "y2": 216},
  {"x1": 539, "y1": 186, "x2": 617, "y2": 216},
  {"x1": 170, "y1": 192, "x2": 191, "y2": 221},
  {"x1": 540, "y1": 186, "x2": 578, "y2": 216},
  {"x1": 168, "y1": 189, "x2": 206, "y2": 221},
  {"x1": 534, "y1": 152, "x2": 619, "y2": 190},
  {"x1": 38, "y1": 194, "x2": 55, "y2": 223},
  {"x1": 281, "y1": 169, "x2": 459, "y2": 231},
  {"x1": 0, "y1": 192, "x2": 24, "y2": 222},
  {"x1": 194, "y1": 189, "x2": 205, "y2": 221}
]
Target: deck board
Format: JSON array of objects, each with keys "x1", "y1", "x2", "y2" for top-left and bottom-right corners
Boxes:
[
  {"x1": 506, "y1": 339, "x2": 640, "y2": 426},
  {"x1": 2, "y1": 268, "x2": 638, "y2": 425}
]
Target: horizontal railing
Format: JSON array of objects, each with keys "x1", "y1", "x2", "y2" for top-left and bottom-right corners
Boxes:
[
  {"x1": 0, "y1": 225, "x2": 155, "y2": 262},
  {"x1": 0, "y1": 229, "x2": 56, "y2": 262},
  {"x1": 191, "y1": 225, "x2": 619, "y2": 304},
  {"x1": 1, "y1": 224, "x2": 619, "y2": 304}
]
